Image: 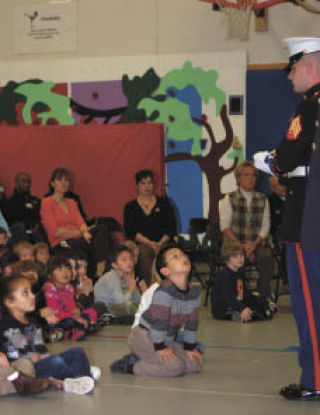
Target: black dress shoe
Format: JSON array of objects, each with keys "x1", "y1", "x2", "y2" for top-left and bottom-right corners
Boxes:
[{"x1": 280, "y1": 383, "x2": 320, "y2": 400}]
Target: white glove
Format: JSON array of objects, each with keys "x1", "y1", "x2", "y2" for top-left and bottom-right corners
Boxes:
[{"x1": 253, "y1": 151, "x2": 275, "y2": 175}]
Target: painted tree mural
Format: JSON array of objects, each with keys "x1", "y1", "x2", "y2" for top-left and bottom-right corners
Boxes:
[
  {"x1": 138, "y1": 61, "x2": 239, "y2": 225},
  {"x1": 166, "y1": 107, "x2": 237, "y2": 226}
]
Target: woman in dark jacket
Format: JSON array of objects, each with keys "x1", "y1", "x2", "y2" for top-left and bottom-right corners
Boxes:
[{"x1": 124, "y1": 169, "x2": 176, "y2": 285}]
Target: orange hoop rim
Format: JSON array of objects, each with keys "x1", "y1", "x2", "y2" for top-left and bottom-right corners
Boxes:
[{"x1": 201, "y1": 0, "x2": 286, "y2": 11}]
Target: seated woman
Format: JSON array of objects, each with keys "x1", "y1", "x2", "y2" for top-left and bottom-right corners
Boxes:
[
  {"x1": 44, "y1": 168, "x2": 89, "y2": 224},
  {"x1": 40, "y1": 168, "x2": 112, "y2": 277},
  {"x1": 123, "y1": 169, "x2": 176, "y2": 285},
  {"x1": 219, "y1": 161, "x2": 274, "y2": 304}
]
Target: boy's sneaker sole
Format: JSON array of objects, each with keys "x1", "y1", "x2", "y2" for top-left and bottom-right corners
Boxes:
[{"x1": 63, "y1": 376, "x2": 94, "y2": 395}]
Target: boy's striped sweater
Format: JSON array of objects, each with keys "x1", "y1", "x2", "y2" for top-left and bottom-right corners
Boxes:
[{"x1": 139, "y1": 279, "x2": 200, "y2": 351}]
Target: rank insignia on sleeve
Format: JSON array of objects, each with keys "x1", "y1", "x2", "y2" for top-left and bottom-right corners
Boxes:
[{"x1": 286, "y1": 115, "x2": 302, "y2": 140}]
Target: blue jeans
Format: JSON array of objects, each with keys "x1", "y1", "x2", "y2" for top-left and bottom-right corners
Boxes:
[{"x1": 34, "y1": 347, "x2": 91, "y2": 379}]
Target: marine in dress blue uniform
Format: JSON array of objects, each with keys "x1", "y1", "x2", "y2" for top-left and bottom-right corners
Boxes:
[{"x1": 254, "y1": 37, "x2": 320, "y2": 400}]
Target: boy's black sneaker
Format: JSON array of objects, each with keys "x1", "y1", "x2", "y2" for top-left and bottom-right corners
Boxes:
[
  {"x1": 110, "y1": 353, "x2": 140, "y2": 374},
  {"x1": 86, "y1": 323, "x2": 101, "y2": 334},
  {"x1": 98, "y1": 313, "x2": 114, "y2": 326}
]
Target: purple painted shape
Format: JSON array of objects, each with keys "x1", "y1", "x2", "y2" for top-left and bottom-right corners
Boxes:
[{"x1": 71, "y1": 80, "x2": 127, "y2": 124}]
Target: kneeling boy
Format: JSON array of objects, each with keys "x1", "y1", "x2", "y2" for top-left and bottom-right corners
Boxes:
[{"x1": 127, "y1": 244, "x2": 203, "y2": 377}]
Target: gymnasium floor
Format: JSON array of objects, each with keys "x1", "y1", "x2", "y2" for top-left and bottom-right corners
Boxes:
[{"x1": 1, "y1": 291, "x2": 319, "y2": 415}]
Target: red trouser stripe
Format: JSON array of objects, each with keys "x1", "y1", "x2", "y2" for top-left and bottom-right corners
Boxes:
[{"x1": 296, "y1": 243, "x2": 320, "y2": 389}]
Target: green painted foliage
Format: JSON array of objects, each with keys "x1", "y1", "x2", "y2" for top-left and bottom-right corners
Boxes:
[
  {"x1": 14, "y1": 81, "x2": 74, "y2": 125},
  {"x1": 157, "y1": 61, "x2": 226, "y2": 114},
  {"x1": 0, "y1": 79, "x2": 44, "y2": 125},
  {"x1": 138, "y1": 61, "x2": 227, "y2": 155},
  {"x1": 138, "y1": 96, "x2": 202, "y2": 155}
]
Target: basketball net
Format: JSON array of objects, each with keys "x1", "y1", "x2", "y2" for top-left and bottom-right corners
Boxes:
[{"x1": 218, "y1": 0, "x2": 255, "y2": 41}]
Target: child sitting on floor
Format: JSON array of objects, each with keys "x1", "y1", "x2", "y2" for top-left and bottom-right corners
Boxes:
[
  {"x1": 0, "y1": 273, "x2": 101, "y2": 394},
  {"x1": 12, "y1": 260, "x2": 44, "y2": 290},
  {"x1": 122, "y1": 240, "x2": 140, "y2": 277},
  {"x1": 34, "y1": 242, "x2": 50, "y2": 281},
  {"x1": 211, "y1": 241, "x2": 274, "y2": 322},
  {"x1": 94, "y1": 245, "x2": 145, "y2": 321},
  {"x1": 13, "y1": 241, "x2": 34, "y2": 262},
  {"x1": 42, "y1": 256, "x2": 98, "y2": 341},
  {"x1": 0, "y1": 252, "x2": 19, "y2": 277},
  {"x1": 111, "y1": 243, "x2": 203, "y2": 377},
  {"x1": 71, "y1": 251, "x2": 110, "y2": 325},
  {"x1": 11, "y1": 259, "x2": 63, "y2": 341}
]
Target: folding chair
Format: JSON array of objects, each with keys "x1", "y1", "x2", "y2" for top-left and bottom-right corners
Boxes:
[{"x1": 178, "y1": 218, "x2": 223, "y2": 305}]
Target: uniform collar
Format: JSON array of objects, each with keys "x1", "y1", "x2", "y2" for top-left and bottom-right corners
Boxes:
[{"x1": 304, "y1": 83, "x2": 320, "y2": 99}]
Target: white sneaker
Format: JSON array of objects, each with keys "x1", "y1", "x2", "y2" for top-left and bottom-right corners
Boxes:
[
  {"x1": 63, "y1": 376, "x2": 94, "y2": 395},
  {"x1": 90, "y1": 366, "x2": 101, "y2": 381}
]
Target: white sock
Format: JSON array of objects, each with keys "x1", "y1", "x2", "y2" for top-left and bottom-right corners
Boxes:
[{"x1": 90, "y1": 366, "x2": 101, "y2": 381}]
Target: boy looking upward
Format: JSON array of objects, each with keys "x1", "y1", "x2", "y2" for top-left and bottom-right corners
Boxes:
[{"x1": 127, "y1": 244, "x2": 203, "y2": 377}]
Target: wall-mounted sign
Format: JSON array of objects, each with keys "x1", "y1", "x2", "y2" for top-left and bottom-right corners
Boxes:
[{"x1": 13, "y1": 2, "x2": 77, "y2": 54}]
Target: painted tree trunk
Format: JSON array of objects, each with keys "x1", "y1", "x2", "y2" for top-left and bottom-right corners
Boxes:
[{"x1": 166, "y1": 105, "x2": 237, "y2": 227}]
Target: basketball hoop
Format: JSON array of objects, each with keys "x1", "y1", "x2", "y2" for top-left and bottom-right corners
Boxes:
[
  {"x1": 221, "y1": 0, "x2": 255, "y2": 41},
  {"x1": 201, "y1": 0, "x2": 286, "y2": 41}
]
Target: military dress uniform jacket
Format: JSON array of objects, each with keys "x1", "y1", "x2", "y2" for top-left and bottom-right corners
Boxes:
[
  {"x1": 274, "y1": 83, "x2": 320, "y2": 243},
  {"x1": 301, "y1": 107, "x2": 320, "y2": 251}
]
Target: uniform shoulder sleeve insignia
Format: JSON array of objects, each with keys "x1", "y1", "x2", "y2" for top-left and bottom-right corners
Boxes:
[{"x1": 286, "y1": 115, "x2": 302, "y2": 140}]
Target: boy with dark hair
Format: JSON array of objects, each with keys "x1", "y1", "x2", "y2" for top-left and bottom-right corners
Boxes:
[
  {"x1": 112, "y1": 243, "x2": 203, "y2": 377},
  {"x1": 0, "y1": 251, "x2": 19, "y2": 277},
  {"x1": 211, "y1": 241, "x2": 274, "y2": 322}
]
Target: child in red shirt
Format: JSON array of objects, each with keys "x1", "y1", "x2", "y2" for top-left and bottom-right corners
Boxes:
[{"x1": 43, "y1": 256, "x2": 97, "y2": 341}]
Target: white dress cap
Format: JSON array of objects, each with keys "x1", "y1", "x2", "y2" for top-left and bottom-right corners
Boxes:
[{"x1": 283, "y1": 37, "x2": 320, "y2": 58}]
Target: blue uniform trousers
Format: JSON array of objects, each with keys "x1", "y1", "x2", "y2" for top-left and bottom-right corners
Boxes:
[{"x1": 286, "y1": 243, "x2": 320, "y2": 390}]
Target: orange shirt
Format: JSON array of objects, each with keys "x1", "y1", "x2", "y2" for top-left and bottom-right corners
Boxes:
[{"x1": 41, "y1": 197, "x2": 85, "y2": 247}]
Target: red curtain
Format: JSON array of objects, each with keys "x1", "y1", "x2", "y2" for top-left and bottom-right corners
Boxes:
[{"x1": 0, "y1": 123, "x2": 165, "y2": 224}]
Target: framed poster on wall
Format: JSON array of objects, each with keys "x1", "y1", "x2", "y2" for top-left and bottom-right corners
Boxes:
[{"x1": 13, "y1": 1, "x2": 77, "y2": 54}]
